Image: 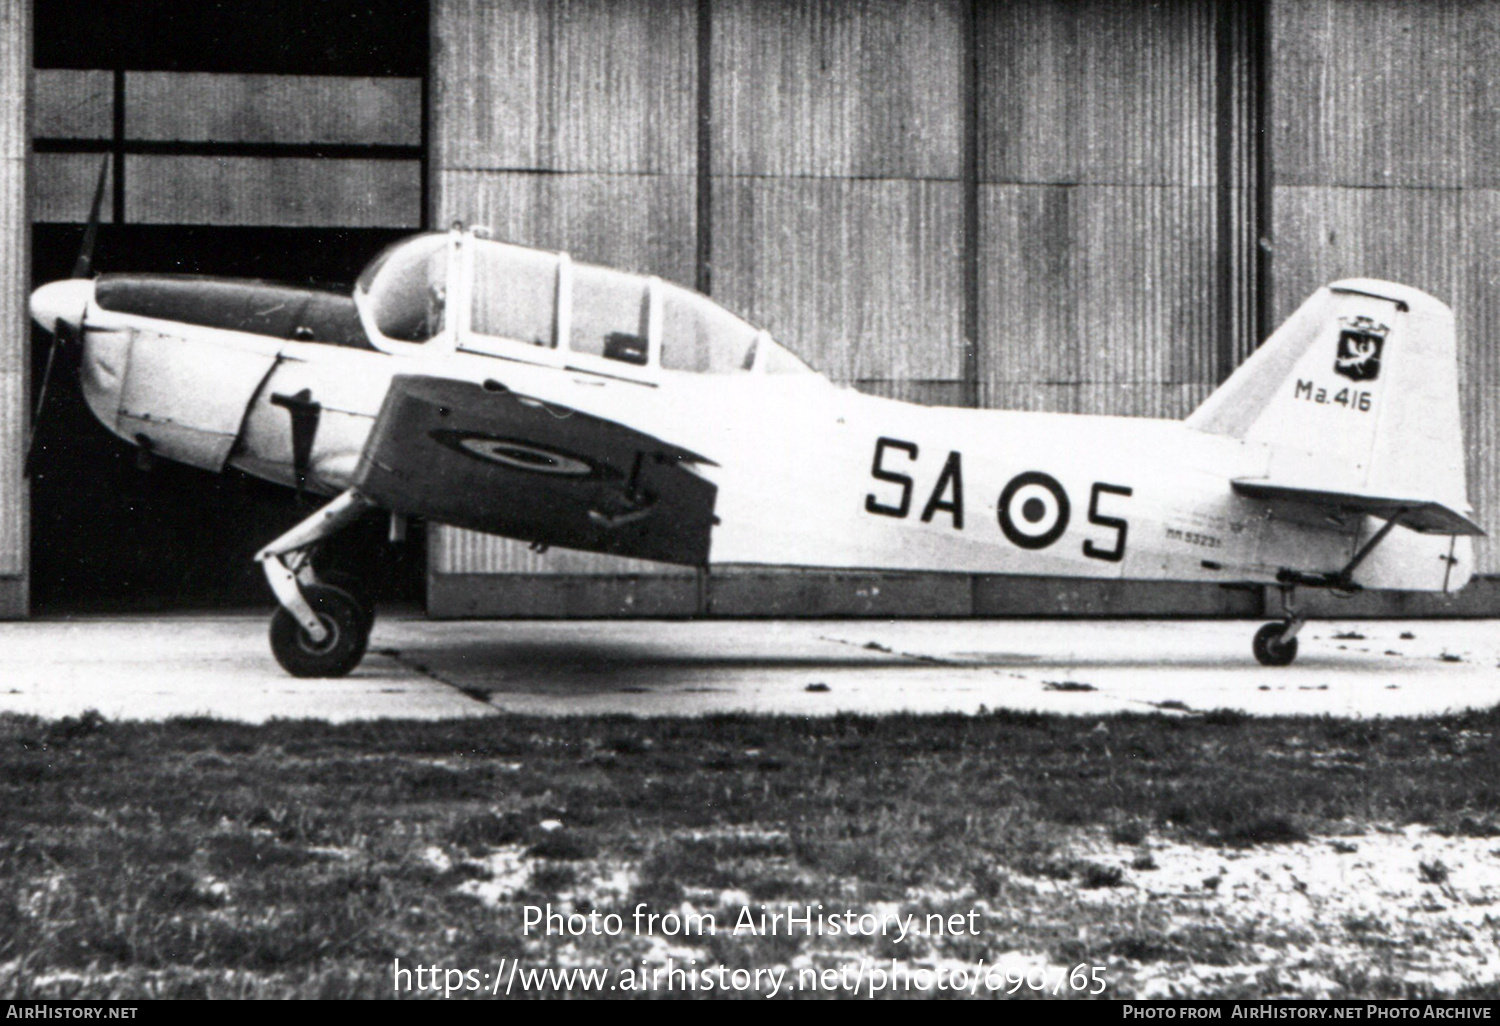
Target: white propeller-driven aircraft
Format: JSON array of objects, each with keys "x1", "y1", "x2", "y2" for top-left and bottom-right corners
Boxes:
[{"x1": 28, "y1": 221, "x2": 1482, "y2": 676}]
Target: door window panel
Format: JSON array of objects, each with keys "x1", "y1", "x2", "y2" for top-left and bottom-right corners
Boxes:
[
  {"x1": 571, "y1": 264, "x2": 650, "y2": 366},
  {"x1": 659, "y1": 284, "x2": 758, "y2": 373},
  {"x1": 471, "y1": 241, "x2": 558, "y2": 347}
]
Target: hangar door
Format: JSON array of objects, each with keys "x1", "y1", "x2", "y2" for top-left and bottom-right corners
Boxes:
[
  {"x1": 427, "y1": 0, "x2": 1264, "y2": 619},
  {"x1": 29, "y1": 0, "x2": 428, "y2": 611}
]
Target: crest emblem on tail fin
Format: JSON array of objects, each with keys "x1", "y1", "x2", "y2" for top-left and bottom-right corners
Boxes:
[{"x1": 1334, "y1": 316, "x2": 1388, "y2": 382}]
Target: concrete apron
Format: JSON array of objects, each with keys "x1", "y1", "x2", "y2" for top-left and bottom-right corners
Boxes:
[{"x1": 0, "y1": 614, "x2": 1495, "y2": 722}]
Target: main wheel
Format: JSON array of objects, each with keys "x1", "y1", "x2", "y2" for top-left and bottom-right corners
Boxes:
[
  {"x1": 269, "y1": 583, "x2": 368, "y2": 678},
  {"x1": 317, "y1": 570, "x2": 375, "y2": 639},
  {"x1": 1252, "y1": 622, "x2": 1299, "y2": 666}
]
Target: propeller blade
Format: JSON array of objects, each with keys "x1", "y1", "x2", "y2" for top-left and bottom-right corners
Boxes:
[
  {"x1": 24, "y1": 319, "x2": 76, "y2": 478},
  {"x1": 70, "y1": 154, "x2": 109, "y2": 280},
  {"x1": 30, "y1": 155, "x2": 106, "y2": 476}
]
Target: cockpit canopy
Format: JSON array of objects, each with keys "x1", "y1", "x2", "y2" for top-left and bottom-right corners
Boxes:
[
  {"x1": 353, "y1": 231, "x2": 814, "y2": 376},
  {"x1": 354, "y1": 232, "x2": 449, "y2": 344}
]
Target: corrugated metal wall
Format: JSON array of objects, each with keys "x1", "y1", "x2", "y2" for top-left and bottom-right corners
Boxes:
[
  {"x1": 710, "y1": 0, "x2": 965, "y2": 389},
  {"x1": 430, "y1": 0, "x2": 702, "y2": 616},
  {"x1": 429, "y1": 0, "x2": 1263, "y2": 617},
  {"x1": 978, "y1": 0, "x2": 1258, "y2": 420},
  {"x1": 0, "y1": 0, "x2": 26, "y2": 615},
  {"x1": 703, "y1": 0, "x2": 971, "y2": 614},
  {"x1": 1268, "y1": 0, "x2": 1500, "y2": 573},
  {"x1": 428, "y1": 0, "x2": 1267, "y2": 617}
]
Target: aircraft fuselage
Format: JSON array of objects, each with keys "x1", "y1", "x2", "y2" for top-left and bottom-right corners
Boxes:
[{"x1": 71, "y1": 302, "x2": 1468, "y2": 596}]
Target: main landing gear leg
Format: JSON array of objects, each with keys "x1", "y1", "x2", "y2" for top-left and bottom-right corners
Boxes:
[
  {"x1": 256, "y1": 488, "x2": 376, "y2": 678},
  {"x1": 1253, "y1": 585, "x2": 1305, "y2": 667}
]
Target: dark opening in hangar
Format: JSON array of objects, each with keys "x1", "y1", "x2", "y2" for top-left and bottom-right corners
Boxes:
[{"x1": 29, "y1": 0, "x2": 429, "y2": 612}]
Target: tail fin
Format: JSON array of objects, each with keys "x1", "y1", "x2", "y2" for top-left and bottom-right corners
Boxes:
[{"x1": 1186, "y1": 279, "x2": 1472, "y2": 515}]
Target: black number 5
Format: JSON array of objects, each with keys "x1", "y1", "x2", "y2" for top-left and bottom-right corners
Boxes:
[{"x1": 1083, "y1": 483, "x2": 1132, "y2": 562}]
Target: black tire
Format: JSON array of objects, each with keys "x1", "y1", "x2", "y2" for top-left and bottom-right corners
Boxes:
[
  {"x1": 1252, "y1": 622, "x2": 1298, "y2": 667},
  {"x1": 269, "y1": 583, "x2": 369, "y2": 678},
  {"x1": 318, "y1": 570, "x2": 375, "y2": 638}
]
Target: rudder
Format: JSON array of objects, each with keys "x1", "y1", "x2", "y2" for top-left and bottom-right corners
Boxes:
[{"x1": 1187, "y1": 279, "x2": 1471, "y2": 515}]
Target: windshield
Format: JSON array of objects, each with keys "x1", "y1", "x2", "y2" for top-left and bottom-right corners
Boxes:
[{"x1": 355, "y1": 233, "x2": 449, "y2": 343}]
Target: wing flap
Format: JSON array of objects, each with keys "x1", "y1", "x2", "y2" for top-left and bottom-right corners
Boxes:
[{"x1": 1230, "y1": 479, "x2": 1485, "y2": 536}]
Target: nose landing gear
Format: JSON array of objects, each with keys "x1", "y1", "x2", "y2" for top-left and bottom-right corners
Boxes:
[{"x1": 257, "y1": 489, "x2": 376, "y2": 677}]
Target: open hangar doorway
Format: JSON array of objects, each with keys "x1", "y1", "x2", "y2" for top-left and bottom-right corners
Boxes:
[{"x1": 29, "y1": 0, "x2": 429, "y2": 613}]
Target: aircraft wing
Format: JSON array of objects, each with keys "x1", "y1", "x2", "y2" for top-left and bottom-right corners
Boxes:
[
  {"x1": 352, "y1": 375, "x2": 719, "y2": 566},
  {"x1": 1230, "y1": 480, "x2": 1485, "y2": 536}
]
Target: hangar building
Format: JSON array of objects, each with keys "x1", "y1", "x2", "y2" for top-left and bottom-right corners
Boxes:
[{"x1": 0, "y1": 0, "x2": 1496, "y2": 620}]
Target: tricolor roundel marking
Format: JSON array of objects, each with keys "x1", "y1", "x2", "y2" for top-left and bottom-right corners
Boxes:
[
  {"x1": 997, "y1": 471, "x2": 1070, "y2": 549},
  {"x1": 436, "y1": 431, "x2": 597, "y2": 477}
]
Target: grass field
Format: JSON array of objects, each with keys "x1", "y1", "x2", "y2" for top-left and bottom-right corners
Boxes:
[{"x1": 4, "y1": 706, "x2": 1500, "y2": 999}]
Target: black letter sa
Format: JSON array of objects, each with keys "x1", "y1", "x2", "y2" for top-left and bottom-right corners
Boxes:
[{"x1": 865, "y1": 437, "x2": 918, "y2": 518}]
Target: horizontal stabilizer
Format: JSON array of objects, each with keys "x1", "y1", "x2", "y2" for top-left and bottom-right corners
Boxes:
[{"x1": 1230, "y1": 480, "x2": 1485, "y2": 536}]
